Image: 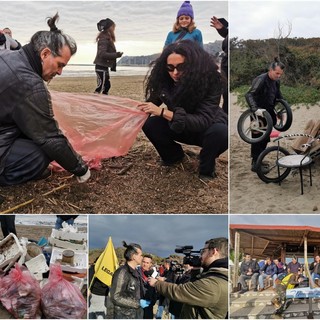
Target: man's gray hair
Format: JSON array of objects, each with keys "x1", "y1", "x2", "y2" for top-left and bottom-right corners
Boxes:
[{"x1": 30, "y1": 13, "x2": 77, "y2": 57}]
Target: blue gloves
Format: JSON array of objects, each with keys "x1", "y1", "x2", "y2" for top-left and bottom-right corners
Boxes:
[{"x1": 140, "y1": 299, "x2": 151, "y2": 308}]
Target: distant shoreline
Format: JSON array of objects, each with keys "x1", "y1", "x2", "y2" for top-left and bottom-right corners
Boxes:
[
  {"x1": 68, "y1": 63, "x2": 149, "y2": 67},
  {"x1": 48, "y1": 75, "x2": 146, "y2": 101}
]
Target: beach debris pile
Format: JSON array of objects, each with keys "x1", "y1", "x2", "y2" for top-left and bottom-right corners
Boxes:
[
  {"x1": 49, "y1": 222, "x2": 87, "y2": 276},
  {"x1": 0, "y1": 263, "x2": 42, "y2": 319},
  {"x1": 0, "y1": 234, "x2": 24, "y2": 271},
  {"x1": 0, "y1": 223, "x2": 88, "y2": 319},
  {"x1": 41, "y1": 264, "x2": 87, "y2": 319}
]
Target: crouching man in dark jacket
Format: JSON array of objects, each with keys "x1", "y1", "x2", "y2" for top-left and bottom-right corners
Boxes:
[
  {"x1": 149, "y1": 237, "x2": 228, "y2": 319},
  {"x1": 0, "y1": 13, "x2": 90, "y2": 185}
]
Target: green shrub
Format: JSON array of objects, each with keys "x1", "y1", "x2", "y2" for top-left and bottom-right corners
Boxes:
[{"x1": 233, "y1": 85, "x2": 320, "y2": 108}]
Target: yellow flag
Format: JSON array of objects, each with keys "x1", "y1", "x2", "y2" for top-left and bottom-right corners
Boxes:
[{"x1": 94, "y1": 236, "x2": 119, "y2": 286}]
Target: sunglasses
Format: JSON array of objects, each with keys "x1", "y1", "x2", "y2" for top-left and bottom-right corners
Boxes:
[{"x1": 166, "y1": 63, "x2": 185, "y2": 72}]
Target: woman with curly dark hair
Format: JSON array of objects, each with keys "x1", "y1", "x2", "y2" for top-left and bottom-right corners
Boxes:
[{"x1": 138, "y1": 40, "x2": 228, "y2": 181}]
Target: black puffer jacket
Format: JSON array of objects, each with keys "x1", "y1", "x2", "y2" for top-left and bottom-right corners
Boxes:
[
  {"x1": 93, "y1": 34, "x2": 120, "y2": 70},
  {"x1": 0, "y1": 49, "x2": 87, "y2": 176},
  {"x1": 245, "y1": 72, "x2": 283, "y2": 110},
  {"x1": 110, "y1": 263, "x2": 143, "y2": 319},
  {"x1": 149, "y1": 84, "x2": 227, "y2": 134}
]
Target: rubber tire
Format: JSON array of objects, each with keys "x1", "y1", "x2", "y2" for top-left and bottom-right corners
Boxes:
[
  {"x1": 274, "y1": 99, "x2": 293, "y2": 132},
  {"x1": 237, "y1": 109, "x2": 273, "y2": 144},
  {"x1": 256, "y1": 145, "x2": 291, "y2": 183}
]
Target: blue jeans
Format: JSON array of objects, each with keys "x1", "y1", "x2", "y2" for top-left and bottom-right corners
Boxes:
[
  {"x1": 155, "y1": 305, "x2": 164, "y2": 319},
  {"x1": 155, "y1": 305, "x2": 174, "y2": 319},
  {"x1": 55, "y1": 217, "x2": 75, "y2": 230},
  {"x1": 259, "y1": 273, "x2": 278, "y2": 289}
]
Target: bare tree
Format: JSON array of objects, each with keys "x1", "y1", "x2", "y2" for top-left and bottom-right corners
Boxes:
[{"x1": 274, "y1": 20, "x2": 292, "y2": 58}]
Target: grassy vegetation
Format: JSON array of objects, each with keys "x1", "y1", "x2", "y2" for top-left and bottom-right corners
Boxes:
[{"x1": 233, "y1": 85, "x2": 320, "y2": 109}]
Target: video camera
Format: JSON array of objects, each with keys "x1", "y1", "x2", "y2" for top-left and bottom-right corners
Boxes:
[
  {"x1": 171, "y1": 260, "x2": 184, "y2": 274},
  {"x1": 175, "y1": 245, "x2": 201, "y2": 267}
]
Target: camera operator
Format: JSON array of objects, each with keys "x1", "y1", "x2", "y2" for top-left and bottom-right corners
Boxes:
[
  {"x1": 137, "y1": 254, "x2": 158, "y2": 319},
  {"x1": 148, "y1": 237, "x2": 228, "y2": 319},
  {"x1": 169, "y1": 263, "x2": 201, "y2": 318}
]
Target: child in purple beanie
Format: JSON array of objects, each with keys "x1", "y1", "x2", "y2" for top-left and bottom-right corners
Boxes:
[{"x1": 164, "y1": 1, "x2": 203, "y2": 47}]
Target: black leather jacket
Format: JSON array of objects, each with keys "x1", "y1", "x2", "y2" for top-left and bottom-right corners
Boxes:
[
  {"x1": 245, "y1": 72, "x2": 283, "y2": 110},
  {"x1": 0, "y1": 49, "x2": 87, "y2": 176},
  {"x1": 110, "y1": 263, "x2": 143, "y2": 319}
]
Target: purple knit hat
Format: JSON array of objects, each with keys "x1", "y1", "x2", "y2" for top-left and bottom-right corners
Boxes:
[{"x1": 177, "y1": 1, "x2": 194, "y2": 19}]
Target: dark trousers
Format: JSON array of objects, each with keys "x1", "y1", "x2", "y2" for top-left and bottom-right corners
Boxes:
[
  {"x1": 142, "y1": 116, "x2": 228, "y2": 176},
  {"x1": 0, "y1": 216, "x2": 17, "y2": 237},
  {"x1": 222, "y1": 86, "x2": 228, "y2": 115},
  {"x1": 221, "y1": 66, "x2": 228, "y2": 115},
  {"x1": 143, "y1": 304, "x2": 154, "y2": 319},
  {"x1": 95, "y1": 67, "x2": 110, "y2": 94},
  {"x1": 251, "y1": 107, "x2": 276, "y2": 161},
  {"x1": 0, "y1": 138, "x2": 50, "y2": 186}
]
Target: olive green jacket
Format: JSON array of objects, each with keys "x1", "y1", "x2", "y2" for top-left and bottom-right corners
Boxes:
[{"x1": 155, "y1": 263, "x2": 228, "y2": 319}]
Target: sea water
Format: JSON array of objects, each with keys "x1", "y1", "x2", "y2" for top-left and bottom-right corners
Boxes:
[
  {"x1": 62, "y1": 64, "x2": 149, "y2": 77},
  {"x1": 15, "y1": 215, "x2": 88, "y2": 227}
]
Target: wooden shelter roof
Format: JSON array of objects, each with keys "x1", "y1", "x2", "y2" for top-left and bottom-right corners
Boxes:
[{"x1": 229, "y1": 224, "x2": 320, "y2": 259}]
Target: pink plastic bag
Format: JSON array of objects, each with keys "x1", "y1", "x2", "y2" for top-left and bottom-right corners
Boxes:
[
  {"x1": 51, "y1": 91, "x2": 148, "y2": 169},
  {"x1": 0, "y1": 263, "x2": 42, "y2": 319},
  {"x1": 41, "y1": 264, "x2": 87, "y2": 319}
]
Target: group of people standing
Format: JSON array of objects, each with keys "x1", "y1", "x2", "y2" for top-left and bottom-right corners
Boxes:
[
  {"x1": 95, "y1": 237, "x2": 228, "y2": 319},
  {"x1": 0, "y1": 1, "x2": 228, "y2": 186}
]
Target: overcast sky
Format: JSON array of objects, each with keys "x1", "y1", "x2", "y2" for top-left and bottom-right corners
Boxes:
[
  {"x1": 230, "y1": 1, "x2": 320, "y2": 40},
  {"x1": 89, "y1": 215, "x2": 228, "y2": 257},
  {"x1": 1, "y1": 1, "x2": 227, "y2": 63},
  {"x1": 230, "y1": 215, "x2": 320, "y2": 228}
]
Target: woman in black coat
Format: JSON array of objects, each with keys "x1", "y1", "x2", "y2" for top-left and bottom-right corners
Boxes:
[{"x1": 138, "y1": 40, "x2": 228, "y2": 181}]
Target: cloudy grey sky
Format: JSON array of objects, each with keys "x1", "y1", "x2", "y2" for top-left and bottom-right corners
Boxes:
[
  {"x1": 1, "y1": 1, "x2": 227, "y2": 63},
  {"x1": 230, "y1": 215, "x2": 320, "y2": 228},
  {"x1": 230, "y1": 1, "x2": 320, "y2": 40},
  {"x1": 89, "y1": 215, "x2": 228, "y2": 257}
]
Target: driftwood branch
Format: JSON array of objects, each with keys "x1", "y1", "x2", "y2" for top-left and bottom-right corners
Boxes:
[{"x1": 0, "y1": 184, "x2": 70, "y2": 214}]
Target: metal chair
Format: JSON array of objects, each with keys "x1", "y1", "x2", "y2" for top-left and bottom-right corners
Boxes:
[{"x1": 276, "y1": 153, "x2": 313, "y2": 195}]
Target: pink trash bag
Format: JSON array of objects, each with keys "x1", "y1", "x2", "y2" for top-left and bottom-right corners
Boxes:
[
  {"x1": 0, "y1": 263, "x2": 42, "y2": 319},
  {"x1": 50, "y1": 91, "x2": 148, "y2": 169},
  {"x1": 41, "y1": 264, "x2": 87, "y2": 319}
]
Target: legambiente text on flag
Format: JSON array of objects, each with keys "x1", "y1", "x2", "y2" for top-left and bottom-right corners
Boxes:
[{"x1": 94, "y1": 236, "x2": 119, "y2": 286}]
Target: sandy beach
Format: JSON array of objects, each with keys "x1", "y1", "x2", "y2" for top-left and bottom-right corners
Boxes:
[
  {"x1": 230, "y1": 93, "x2": 320, "y2": 214},
  {"x1": 15, "y1": 224, "x2": 53, "y2": 240},
  {"x1": 48, "y1": 75, "x2": 145, "y2": 101}
]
